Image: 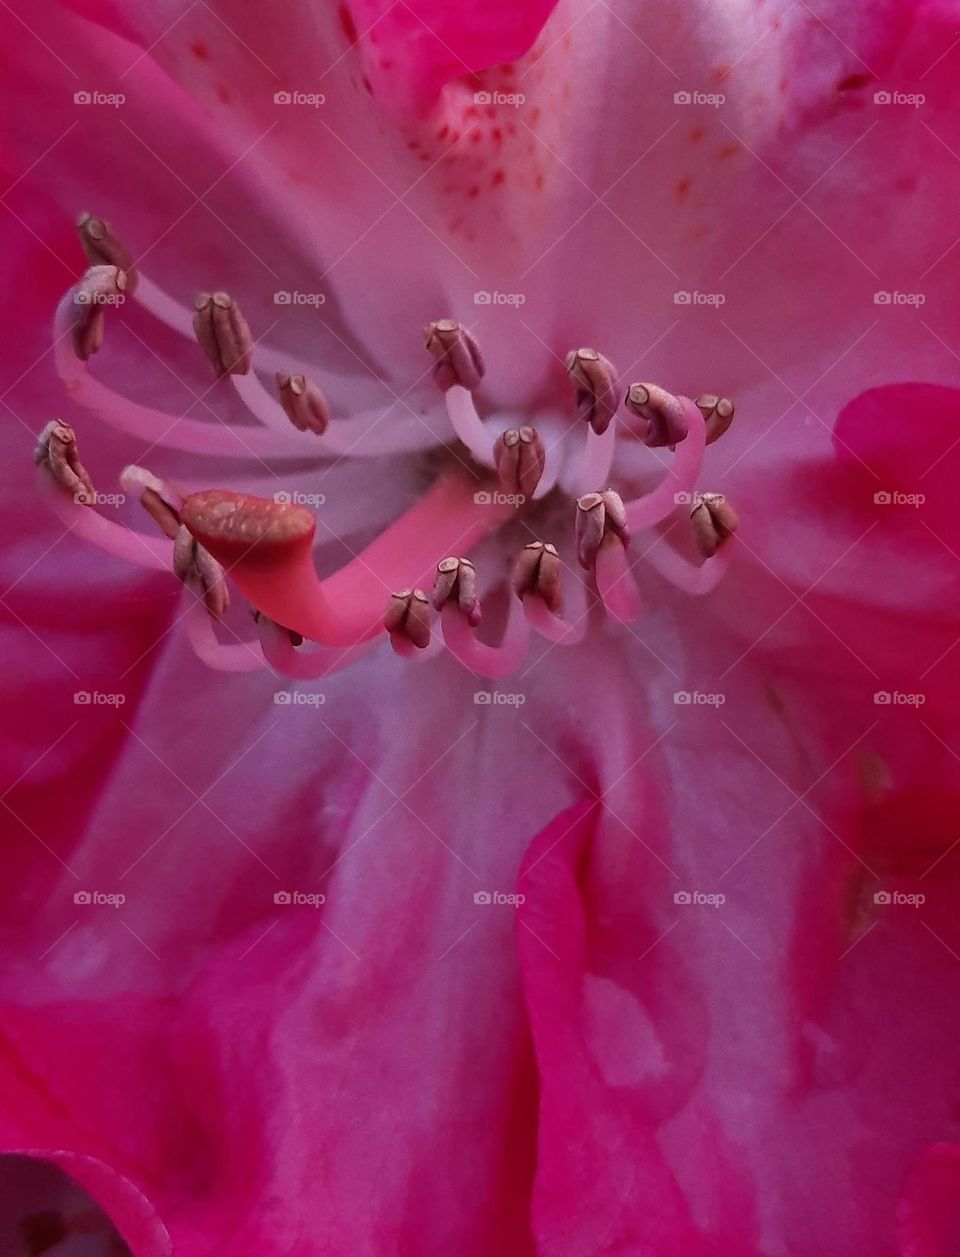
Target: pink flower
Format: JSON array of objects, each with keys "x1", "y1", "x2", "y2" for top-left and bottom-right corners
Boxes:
[{"x1": 3, "y1": 0, "x2": 960, "y2": 1253}]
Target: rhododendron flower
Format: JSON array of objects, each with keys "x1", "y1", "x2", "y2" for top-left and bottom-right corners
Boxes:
[{"x1": 4, "y1": 0, "x2": 960, "y2": 1252}]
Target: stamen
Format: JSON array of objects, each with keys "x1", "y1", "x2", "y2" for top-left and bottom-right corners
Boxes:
[
  {"x1": 578, "y1": 423, "x2": 617, "y2": 495},
  {"x1": 512, "y1": 541, "x2": 563, "y2": 614},
  {"x1": 595, "y1": 540, "x2": 642, "y2": 623},
  {"x1": 440, "y1": 597, "x2": 529, "y2": 678},
  {"x1": 565, "y1": 348, "x2": 618, "y2": 435},
  {"x1": 444, "y1": 384, "x2": 496, "y2": 465},
  {"x1": 624, "y1": 382, "x2": 688, "y2": 448},
  {"x1": 385, "y1": 588, "x2": 432, "y2": 651},
  {"x1": 259, "y1": 616, "x2": 375, "y2": 677},
  {"x1": 575, "y1": 489, "x2": 628, "y2": 570},
  {"x1": 276, "y1": 372, "x2": 330, "y2": 435},
  {"x1": 690, "y1": 492, "x2": 739, "y2": 558},
  {"x1": 623, "y1": 394, "x2": 706, "y2": 531},
  {"x1": 432, "y1": 556, "x2": 481, "y2": 626},
  {"x1": 119, "y1": 465, "x2": 182, "y2": 538},
  {"x1": 696, "y1": 394, "x2": 735, "y2": 444},
  {"x1": 71, "y1": 266, "x2": 127, "y2": 361},
  {"x1": 493, "y1": 427, "x2": 545, "y2": 500},
  {"x1": 642, "y1": 533, "x2": 732, "y2": 595},
  {"x1": 35, "y1": 420, "x2": 94, "y2": 503},
  {"x1": 425, "y1": 319, "x2": 484, "y2": 392},
  {"x1": 193, "y1": 292, "x2": 253, "y2": 379},
  {"x1": 181, "y1": 475, "x2": 510, "y2": 646},
  {"x1": 182, "y1": 594, "x2": 265, "y2": 672},
  {"x1": 76, "y1": 212, "x2": 137, "y2": 291},
  {"x1": 172, "y1": 524, "x2": 229, "y2": 618}
]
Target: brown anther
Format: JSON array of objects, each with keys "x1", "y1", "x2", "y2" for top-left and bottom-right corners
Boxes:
[
  {"x1": 565, "y1": 347, "x2": 618, "y2": 435},
  {"x1": 276, "y1": 372, "x2": 331, "y2": 435},
  {"x1": 71, "y1": 265, "x2": 128, "y2": 360},
  {"x1": 624, "y1": 382, "x2": 688, "y2": 448},
  {"x1": 512, "y1": 541, "x2": 563, "y2": 615},
  {"x1": 493, "y1": 426, "x2": 545, "y2": 499},
  {"x1": 120, "y1": 465, "x2": 182, "y2": 539},
  {"x1": 193, "y1": 292, "x2": 253, "y2": 378},
  {"x1": 576, "y1": 489, "x2": 628, "y2": 569},
  {"x1": 384, "y1": 588, "x2": 432, "y2": 650},
  {"x1": 173, "y1": 524, "x2": 230, "y2": 619},
  {"x1": 35, "y1": 420, "x2": 95, "y2": 504},
  {"x1": 690, "y1": 492, "x2": 739, "y2": 558},
  {"x1": 76, "y1": 212, "x2": 138, "y2": 291},
  {"x1": 424, "y1": 319, "x2": 484, "y2": 391},
  {"x1": 432, "y1": 555, "x2": 481, "y2": 625},
  {"x1": 696, "y1": 394, "x2": 735, "y2": 444}
]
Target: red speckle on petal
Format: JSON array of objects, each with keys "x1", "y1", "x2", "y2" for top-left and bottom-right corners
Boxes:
[
  {"x1": 492, "y1": 169, "x2": 506, "y2": 187},
  {"x1": 471, "y1": 131, "x2": 483, "y2": 144},
  {"x1": 534, "y1": 172, "x2": 545, "y2": 190},
  {"x1": 338, "y1": 3, "x2": 358, "y2": 44},
  {"x1": 676, "y1": 176, "x2": 691, "y2": 202},
  {"x1": 492, "y1": 127, "x2": 502, "y2": 142},
  {"x1": 438, "y1": 124, "x2": 450, "y2": 140},
  {"x1": 362, "y1": 76, "x2": 373, "y2": 95},
  {"x1": 190, "y1": 40, "x2": 210, "y2": 60},
  {"x1": 713, "y1": 65, "x2": 731, "y2": 84},
  {"x1": 216, "y1": 84, "x2": 231, "y2": 104},
  {"x1": 379, "y1": 57, "x2": 394, "y2": 71},
  {"x1": 468, "y1": 185, "x2": 480, "y2": 198},
  {"x1": 689, "y1": 126, "x2": 705, "y2": 142},
  {"x1": 717, "y1": 143, "x2": 740, "y2": 160}
]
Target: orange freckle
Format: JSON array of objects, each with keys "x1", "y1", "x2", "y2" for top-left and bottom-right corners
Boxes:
[
  {"x1": 712, "y1": 65, "x2": 731, "y2": 84},
  {"x1": 689, "y1": 126, "x2": 705, "y2": 142},
  {"x1": 492, "y1": 169, "x2": 505, "y2": 186},
  {"x1": 717, "y1": 143, "x2": 740, "y2": 160},
  {"x1": 676, "y1": 176, "x2": 691, "y2": 202},
  {"x1": 215, "y1": 84, "x2": 231, "y2": 104},
  {"x1": 190, "y1": 39, "x2": 210, "y2": 60}
]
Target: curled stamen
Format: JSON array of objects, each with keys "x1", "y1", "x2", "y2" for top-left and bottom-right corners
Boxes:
[
  {"x1": 72, "y1": 266, "x2": 127, "y2": 361},
  {"x1": 35, "y1": 420, "x2": 95, "y2": 504},
  {"x1": 444, "y1": 385, "x2": 496, "y2": 465},
  {"x1": 193, "y1": 292, "x2": 252, "y2": 378},
  {"x1": 385, "y1": 588, "x2": 432, "y2": 651},
  {"x1": 120, "y1": 465, "x2": 183, "y2": 538},
  {"x1": 696, "y1": 394, "x2": 735, "y2": 444},
  {"x1": 76, "y1": 212, "x2": 137, "y2": 291},
  {"x1": 432, "y1": 556, "x2": 481, "y2": 626},
  {"x1": 276, "y1": 372, "x2": 330, "y2": 435},
  {"x1": 494, "y1": 427, "x2": 545, "y2": 499},
  {"x1": 512, "y1": 541, "x2": 563, "y2": 615},
  {"x1": 258, "y1": 616, "x2": 375, "y2": 677},
  {"x1": 252, "y1": 610, "x2": 303, "y2": 649},
  {"x1": 440, "y1": 597, "x2": 529, "y2": 678},
  {"x1": 183, "y1": 594, "x2": 265, "y2": 672},
  {"x1": 624, "y1": 382, "x2": 688, "y2": 448},
  {"x1": 565, "y1": 348, "x2": 618, "y2": 435},
  {"x1": 623, "y1": 395, "x2": 706, "y2": 531},
  {"x1": 595, "y1": 541, "x2": 642, "y2": 623},
  {"x1": 642, "y1": 533, "x2": 732, "y2": 595},
  {"x1": 173, "y1": 524, "x2": 230, "y2": 619},
  {"x1": 425, "y1": 319, "x2": 484, "y2": 392},
  {"x1": 576, "y1": 489, "x2": 628, "y2": 570},
  {"x1": 691, "y1": 492, "x2": 739, "y2": 558}
]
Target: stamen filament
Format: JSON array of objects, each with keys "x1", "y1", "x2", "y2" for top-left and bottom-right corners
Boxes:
[
  {"x1": 258, "y1": 617, "x2": 373, "y2": 678},
  {"x1": 643, "y1": 535, "x2": 732, "y2": 595},
  {"x1": 37, "y1": 470, "x2": 171, "y2": 570},
  {"x1": 523, "y1": 586, "x2": 588, "y2": 644},
  {"x1": 623, "y1": 398, "x2": 705, "y2": 531},
  {"x1": 595, "y1": 541, "x2": 642, "y2": 623},
  {"x1": 579, "y1": 421, "x2": 618, "y2": 494},
  {"x1": 445, "y1": 385, "x2": 496, "y2": 466},
  {"x1": 183, "y1": 596, "x2": 267, "y2": 671},
  {"x1": 390, "y1": 633, "x2": 444, "y2": 662},
  {"x1": 440, "y1": 598, "x2": 529, "y2": 677}
]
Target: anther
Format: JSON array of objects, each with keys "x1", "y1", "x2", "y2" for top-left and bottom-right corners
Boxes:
[
  {"x1": 493, "y1": 426, "x2": 545, "y2": 499},
  {"x1": 120, "y1": 465, "x2": 182, "y2": 539},
  {"x1": 565, "y1": 348, "x2": 618, "y2": 435},
  {"x1": 690, "y1": 492, "x2": 739, "y2": 558},
  {"x1": 576, "y1": 489, "x2": 628, "y2": 569},
  {"x1": 71, "y1": 265, "x2": 127, "y2": 361},
  {"x1": 76, "y1": 212, "x2": 138, "y2": 291},
  {"x1": 696, "y1": 394, "x2": 735, "y2": 444},
  {"x1": 35, "y1": 421, "x2": 95, "y2": 504},
  {"x1": 432, "y1": 556, "x2": 481, "y2": 626},
  {"x1": 193, "y1": 292, "x2": 253, "y2": 378},
  {"x1": 173, "y1": 525, "x2": 229, "y2": 618},
  {"x1": 624, "y1": 382, "x2": 688, "y2": 448},
  {"x1": 384, "y1": 588, "x2": 432, "y2": 650},
  {"x1": 511, "y1": 541, "x2": 563, "y2": 614},
  {"x1": 276, "y1": 372, "x2": 331, "y2": 435},
  {"x1": 424, "y1": 320, "x2": 484, "y2": 391}
]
